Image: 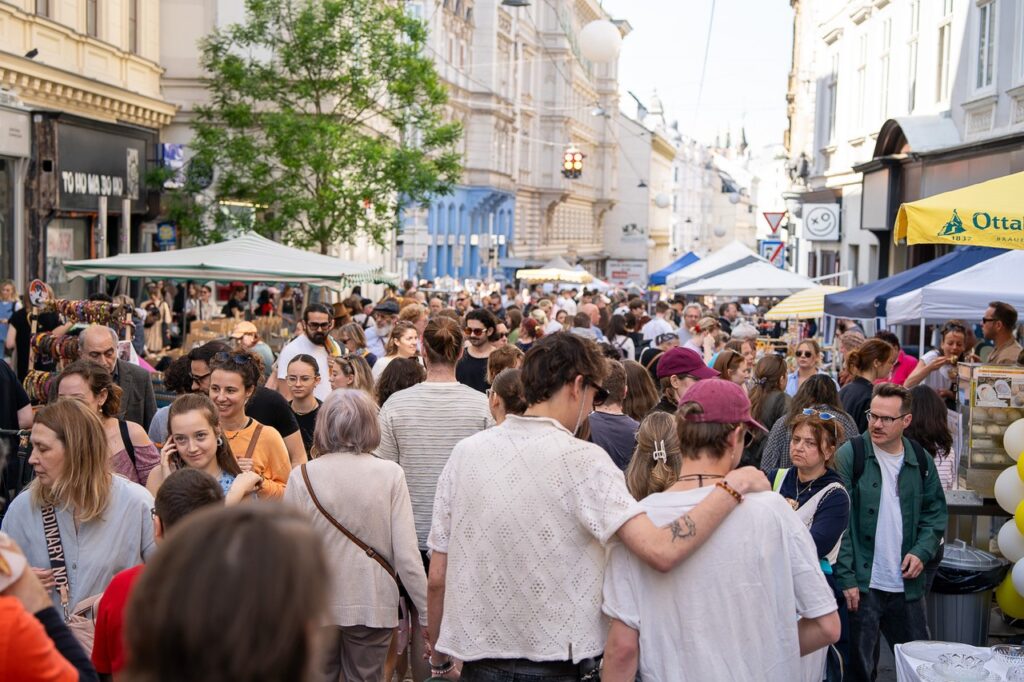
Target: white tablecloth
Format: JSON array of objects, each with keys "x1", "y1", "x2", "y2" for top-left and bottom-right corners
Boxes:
[{"x1": 894, "y1": 643, "x2": 1013, "y2": 681}]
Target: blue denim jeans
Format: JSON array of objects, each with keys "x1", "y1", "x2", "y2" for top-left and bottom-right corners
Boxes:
[
  {"x1": 460, "y1": 659, "x2": 593, "y2": 682},
  {"x1": 848, "y1": 589, "x2": 928, "y2": 681}
]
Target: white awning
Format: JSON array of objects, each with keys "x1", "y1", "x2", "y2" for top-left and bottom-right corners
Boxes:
[
  {"x1": 666, "y1": 241, "x2": 764, "y2": 289},
  {"x1": 675, "y1": 261, "x2": 817, "y2": 297},
  {"x1": 63, "y1": 231, "x2": 388, "y2": 288}
]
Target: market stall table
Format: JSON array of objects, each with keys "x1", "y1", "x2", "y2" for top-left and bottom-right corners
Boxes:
[{"x1": 894, "y1": 643, "x2": 1011, "y2": 681}]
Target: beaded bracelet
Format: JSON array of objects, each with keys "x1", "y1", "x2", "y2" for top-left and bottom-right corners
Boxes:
[
  {"x1": 430, "y1": 658, "x2": 455, "y2": 676},
  {"x1": 715, "y1": 480, "x2": 743, "y2": 504}
]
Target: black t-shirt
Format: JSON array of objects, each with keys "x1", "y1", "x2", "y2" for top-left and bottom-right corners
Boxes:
[
  {"x1": 290, "y1": 400, "x2": 321, "y2": 455},
  {"x1": 839, "y1": 376, "x2": 874, "y2": 435},
  {"x1": 246, "y1": 386, "x2": 300, "y2": 438},
  {"x1": 456, "y1": 352, "x2": 490, "y2": 393},
  {"x1": 1, "y1": 360, "x2": 31, "y2": 505},
  {"x1": 588, "y1": 411, "x2": 641, "y2": 470},
  {"x1": 11, "y1": 308, "x2": 61, "y2": 380},
  {"x1": 222, "y1": 299, "x2": 246, "y2": 318}
]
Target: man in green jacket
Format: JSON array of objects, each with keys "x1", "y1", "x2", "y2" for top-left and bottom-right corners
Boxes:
[{"x1": 835, "y1": 383, "x2": 947, "y2": 681}]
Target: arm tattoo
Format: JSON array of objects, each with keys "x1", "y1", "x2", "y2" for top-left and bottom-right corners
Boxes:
[{"x1": 669, "y1": 514, "x2": 697, "y2": 542}]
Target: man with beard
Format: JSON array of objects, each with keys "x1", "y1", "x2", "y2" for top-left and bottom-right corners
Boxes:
[
  {"x1": 365, "y1": 299, "x2": 400, "y2": 358},
  {"x1": 276, "y1": 303, "x2": 340, "y2": 402},
  {"x1": 456, "y1": 308, "x2": 498, "y2": 393}
]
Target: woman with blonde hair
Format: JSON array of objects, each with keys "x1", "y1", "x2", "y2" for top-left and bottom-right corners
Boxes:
[
  {"x1": 624, "y1": 411, "x2": 684, "y2": 500},
  {"x1": 1, "y1": 399, "x2": 155, "y2": 612},
  {"x1": 330, "y1": 354, "x2": 375, "y2": 398}
]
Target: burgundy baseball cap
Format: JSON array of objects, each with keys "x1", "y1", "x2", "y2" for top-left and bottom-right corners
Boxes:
[
  {"x1": 678, "y1": 379, "x2": 768, "y2": 432},
  {"x1": 656, "y1": 347, "x2": 719, "y2": 380}
]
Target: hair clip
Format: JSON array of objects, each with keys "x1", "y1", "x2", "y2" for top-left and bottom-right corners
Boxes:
[
  {"x1": 652, "y1": 439, "x2": 667, "y2": 463},
  {"x1": 693, "y1": 325, "x2": 702, "y2": 334}
]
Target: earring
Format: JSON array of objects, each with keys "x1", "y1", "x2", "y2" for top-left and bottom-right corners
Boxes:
[{"x1": 217, "y1": 437, "x2": 223, "y2": 446}]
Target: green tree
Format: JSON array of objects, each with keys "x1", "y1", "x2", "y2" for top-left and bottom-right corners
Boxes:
[{"x1": 165, "y1": 0, "x2": 461, "y2": 253}]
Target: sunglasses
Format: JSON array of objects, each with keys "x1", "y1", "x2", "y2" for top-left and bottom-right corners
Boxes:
[
  {"x1": 795, "y1": 350, "x2": 815, "y2": 358},
  {"x1": 589, "y1": 382, "x2": 610, "y2": 407},
  {"x1": 464, "y1": 327, "x2": 487, "y2": 337},
  {"x1": 305, "y1": 321, "x2": 332, "y2": 331},
  {"x1": 742, "y1": 429, "x2": 755, "y2": 448},
  {"x1": 802, "y1": 408, "x2": 835, "y2": 421}
]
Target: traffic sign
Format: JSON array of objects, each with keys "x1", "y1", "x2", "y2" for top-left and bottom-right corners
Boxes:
[
  {"x1": 763, "y1": 211, "x2": 787, "y2": 235},
  {"x1": 760, "y1": 239, "x2": 786, "y2": 269}
]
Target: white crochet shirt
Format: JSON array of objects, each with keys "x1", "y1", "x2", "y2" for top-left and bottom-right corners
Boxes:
[{"x1": 428, "y1": 414, "x2": 642, "y2": 663}]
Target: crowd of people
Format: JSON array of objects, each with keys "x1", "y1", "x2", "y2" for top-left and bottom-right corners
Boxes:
[{"x1": 1, "y1": 278, "x2": 1022, "y2": 681}]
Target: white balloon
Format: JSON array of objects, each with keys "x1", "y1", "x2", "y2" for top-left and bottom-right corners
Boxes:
[
  {"x1": 1013, "y1": 560, "x2": 1024, "y2": 595},
  {"x1": 579, "y1": 20, "x2": 623, "y2": 63},
  {"x1": 1000, "y1": 521, "x2": 1024, "y2": 563},
  {"x1": 1006, "y1": 419, "x2": 1024, "y2": 462},
  {"x1": 996, "y1": 466, "x2": 1024, "y2": 514}
]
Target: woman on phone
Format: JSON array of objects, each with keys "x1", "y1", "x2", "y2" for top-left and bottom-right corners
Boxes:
[{"x1": 146, "y1": 393, "x2": 262, "y2": 504}]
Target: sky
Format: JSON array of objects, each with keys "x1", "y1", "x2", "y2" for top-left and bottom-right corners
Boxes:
[{"x1": 600, "y1": 0, "x2": 794, "y2": 150}]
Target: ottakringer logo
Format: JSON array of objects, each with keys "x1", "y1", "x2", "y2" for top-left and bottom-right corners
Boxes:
[{"x1": 938, "y1": 209, "x2": 966, "y2": 237}]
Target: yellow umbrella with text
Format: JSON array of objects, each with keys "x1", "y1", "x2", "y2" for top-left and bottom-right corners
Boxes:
[{"x1": 894, "y1": 171, "x2": 1024, "y2": 249}]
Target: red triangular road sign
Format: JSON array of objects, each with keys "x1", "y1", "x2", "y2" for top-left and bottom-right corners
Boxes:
[{"x1": 763, "y1": 211, "x2": 787, "y2": 235}]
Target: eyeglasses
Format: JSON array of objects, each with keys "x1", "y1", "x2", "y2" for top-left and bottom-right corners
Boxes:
[
  {"x1": 496, "y1": 332, "x2": 508, "y2": 339},
  {"x1": 865, "y1": 410, "x2": 908, "y2": 426},
  {"x1": 464, "y1": 327, "x2": 487, "y2": 337},
  {"x1": 802, "y1": 408, "x2": 835, "y2": 421},
  {"x1": 191, "y1": 371, "x2": 211, "y2": 384},
  {"x1": 795, "y1": 350, "x2": 815, "y2": 358},
  {"x1": 305, "y1": 321, "x2": 332, "y2": 331}
]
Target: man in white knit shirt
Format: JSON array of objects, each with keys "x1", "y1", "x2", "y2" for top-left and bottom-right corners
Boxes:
[{"x1": 425, "y1": 333, "x2": 770, "y2": 681}]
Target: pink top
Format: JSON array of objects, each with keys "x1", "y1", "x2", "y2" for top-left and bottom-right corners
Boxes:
[
  {"x1": 111, "y1": 443, "x2": 161, "y2": 485},
  {"x1": 875, "y1": 349, "x2": 916, "y2": 386}
]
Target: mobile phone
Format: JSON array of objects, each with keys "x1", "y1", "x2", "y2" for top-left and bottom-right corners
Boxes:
[{"x1": 168, "y1": 442, "x2": 186, "y2": 470}]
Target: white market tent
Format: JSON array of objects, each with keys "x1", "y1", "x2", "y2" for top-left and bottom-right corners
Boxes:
[
  {"x1": 885, "y1": 250, "x2": 1024, "y2": 324},
  {"x1": 666, "y1": 241, "x2": 765, "y2": 290},
  {"x1": 516, "y1": 256, "x2": 593, "y2": 284},
  {"x1": 63, "y1": 231, "x2": 389, "y2": 288},
  {"x1": 675, "y1": 260, "x2": 817, "y2": 297}
]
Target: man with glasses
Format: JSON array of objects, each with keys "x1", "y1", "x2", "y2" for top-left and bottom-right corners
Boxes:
[
  {"x1": 456, "y1": 308, "x2": 498, "y2": 393},
  {"x1": 427, "y1": 335, "x2": 771, "y2": 681},
  {"x1": 275, "y1": 303, "x2": 338, "y2": 402},
  {"x1": 77, "y1": 324, "x2": 157, "y2": 430},
  {"x1": 982, "y1": 300, "x2": 1022, "y2": 365},
  {"x1": 834, "y1": 383, "x2": 947, "y2": 680}
]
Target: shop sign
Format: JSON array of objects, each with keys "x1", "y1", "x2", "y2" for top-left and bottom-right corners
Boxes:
[
  {"x1": 0, "y1": 106, "x2": 30, "y2": 158},
  {"x1": 606, "y1": 259, "x2": 648, "y2": 287},
  {"x1": 55, "y1": 122, "x2": 149, "y2": 212}
]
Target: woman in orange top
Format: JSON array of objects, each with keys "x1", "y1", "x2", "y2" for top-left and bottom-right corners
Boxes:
[{"x1": 208, "y1": 350, "x2": 291, "y2": 498}]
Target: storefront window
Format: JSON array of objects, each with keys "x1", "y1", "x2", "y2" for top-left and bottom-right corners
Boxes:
[{"x1": 46, "y1": 219, "x2": 89, "y2": 301}]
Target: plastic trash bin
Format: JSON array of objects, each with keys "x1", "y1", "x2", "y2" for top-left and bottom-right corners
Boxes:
[{"x1": 926, "y1": 540, "x2": 1008, "y2": 646}]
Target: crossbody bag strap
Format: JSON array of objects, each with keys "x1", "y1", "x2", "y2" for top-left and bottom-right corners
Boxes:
[
  {"x1": 300, "y1": 464, "x2": 398, "y2": 584},
  {"x1": 40, "y1": 505, "x2": 71, "y2": 619},
  {"x1": 244, "y1": 423, "x2": 263, "y2": 460}
]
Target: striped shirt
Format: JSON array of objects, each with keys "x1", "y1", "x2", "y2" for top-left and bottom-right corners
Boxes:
[{"x1": 375, "y1": 381, "x2": 494, "y2": 549}]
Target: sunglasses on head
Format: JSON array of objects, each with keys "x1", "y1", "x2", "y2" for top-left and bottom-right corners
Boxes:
[
  {"x1": 213, "y1": 351, "x2": 251, "y2": 366},
  {"x1": 464, "y1": 327, "x2": 487, "y2": 337},
  {"x1": 802, "y1": 408, "x2": 835, "y2": 421}
]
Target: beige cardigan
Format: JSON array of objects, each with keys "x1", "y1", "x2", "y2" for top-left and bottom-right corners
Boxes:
[{"x1": 284, "y1": 451, "x2": 428, "y2": 627}]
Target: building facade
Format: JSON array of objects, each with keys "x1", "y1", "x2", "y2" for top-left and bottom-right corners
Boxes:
[
  {"x1": 1, "y1": 0, "x2": 174, "y2": 295},
  {"x1": 785, "y1": 0, "x2": 1024, "y2": 285},
  {"x1": 406, "y1": 0, "x2": 625, "y2": 284}
]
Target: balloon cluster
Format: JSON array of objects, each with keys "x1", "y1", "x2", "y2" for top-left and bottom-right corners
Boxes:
[{"x1": 993, "y1": 419, "x2": 1024, "y2": 617}]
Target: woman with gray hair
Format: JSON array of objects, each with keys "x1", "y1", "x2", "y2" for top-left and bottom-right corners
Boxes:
[{"x1": 283, "y1": 389, "x2": 427, "y2": 682}]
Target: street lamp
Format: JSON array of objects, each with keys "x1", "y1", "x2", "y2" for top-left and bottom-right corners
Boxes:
[{"x1": 579, "y1": 20, "x2": 623, "y2": 63}]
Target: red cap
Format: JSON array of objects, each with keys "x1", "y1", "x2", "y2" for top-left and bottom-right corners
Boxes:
[
  {"x1": 656, "y1": 347, "x2": 719, "y2": 380},
  {"x1": 678, "y1": 379, "x2": 768, "y2": 432}
]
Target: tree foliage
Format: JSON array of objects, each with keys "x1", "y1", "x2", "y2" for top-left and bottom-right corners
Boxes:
[{"x1": 167, "y1": 0, "x2": 462, "y2": 253}]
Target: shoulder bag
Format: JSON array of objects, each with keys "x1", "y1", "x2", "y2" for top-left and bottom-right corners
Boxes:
[
  {"x1": 41, "y1": 505, "x2": 100, "y2": 654},
  {"x1": 299, "y1": 464, "x2": 400, "y2": 588}
]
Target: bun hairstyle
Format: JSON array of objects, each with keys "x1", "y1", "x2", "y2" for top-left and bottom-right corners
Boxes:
[
  {"x1": 749, "y1": 354, "x2": 787, "y2": 423},
  {"x1": 490, "y1": 368, "x2": 527, "y2": 416},
  {"x1": 422, "y1": 316, "x2": 463, "y2": 365},
  {"x1": 56, "y1": 360, "x2": 123, "y2": 418},
  {"x1": 845, "y1": 338, "x2": 894, "y2": 375},
  {"x1": 625, "y1": 412, "x2": 683, "y2": 500}
]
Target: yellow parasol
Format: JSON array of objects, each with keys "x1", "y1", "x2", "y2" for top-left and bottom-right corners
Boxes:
[
  {"x1": 894, "y1": 171, "x2": 1024, "y2": 249},
  {"x1": 764, "y1": 285, "x2": 847, "y2": 321}
]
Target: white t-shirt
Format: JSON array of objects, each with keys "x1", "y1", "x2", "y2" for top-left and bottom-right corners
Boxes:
[
  {"x1": 544, "y1": 320, "x2": 564, "y2": 335},
  {"x1": 919, "y1": 350, "x2": 956, "y2": 393},
  {"x1": 870, "y1": 445, "x2": 906, "y2": 592},
  {"x1": 641, "y1": 317, "x2": 673, "y2": 342},
  {"x1": 277, "y1": 334, "x2": 333, "y2": 401},
  {"x1": 603, "y1": 488, "x2": 836, "y2": 682},
  {"x1": 429, "y1": 415, "x2": 642, "y2": 663},
  {"x1": 559, "y1": 296, "x2": 578, "y2": 316}
]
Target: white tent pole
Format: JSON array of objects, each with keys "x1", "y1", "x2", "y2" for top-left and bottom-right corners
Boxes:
[{"x1": 919, "y1": 318, "x2": 926, "y2": 358}]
